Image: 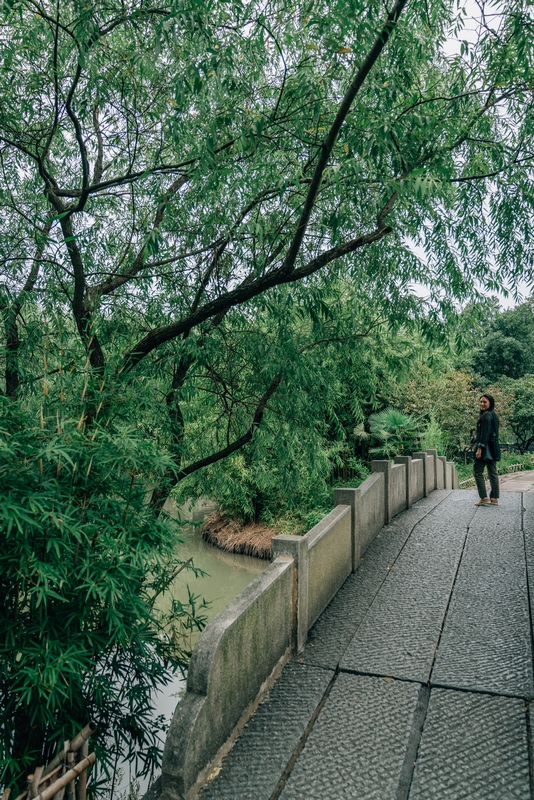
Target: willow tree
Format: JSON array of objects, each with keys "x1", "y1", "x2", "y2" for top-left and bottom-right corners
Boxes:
[
  {"x1": 1, "y1": 0, "x2": 533, "y2": 457},
  {"x1": 1, "y1": 0, "x2": 533, "y2": 791}
]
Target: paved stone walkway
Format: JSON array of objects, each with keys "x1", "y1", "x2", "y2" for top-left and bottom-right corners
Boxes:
[
  {"x1": 199, "y1": 490, "x2": 534, "y2": 799},
  {"x1": 500, "y1": 470, "x2": 534, "y2": 493}
]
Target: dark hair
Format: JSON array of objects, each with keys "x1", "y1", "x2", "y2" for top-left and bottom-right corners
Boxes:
[{"x1": 479, "y1": 393, "x2": 495, "y2": 416}]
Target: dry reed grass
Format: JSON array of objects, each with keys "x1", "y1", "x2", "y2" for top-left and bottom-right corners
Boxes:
[{"x1": 201, "y1": 511, "x2": 275, "y2": 560}]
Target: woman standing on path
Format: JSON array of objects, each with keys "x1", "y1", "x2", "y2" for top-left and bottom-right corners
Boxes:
[{"x1": 474, "y1": 393, "x2": 501, "y2": 506}]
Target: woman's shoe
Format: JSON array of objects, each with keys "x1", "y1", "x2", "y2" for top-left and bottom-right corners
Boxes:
[
  {"x1": 490, "y1": 498, "x2": 499, "y2": 504},
  {"x1": 475, "y1": 498, "x2": 490, "y2": 506}
]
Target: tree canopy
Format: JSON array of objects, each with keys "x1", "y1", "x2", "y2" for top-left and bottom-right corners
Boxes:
[
  {"x1": 2, "y1": 0, "x2": 534, "y2": 444},
  {"x1": 473, "y1": 300, "x2": 534, "y2": 381},
  {"x1": 500, "y1": 374, "x2": 534, "y2": 454}
]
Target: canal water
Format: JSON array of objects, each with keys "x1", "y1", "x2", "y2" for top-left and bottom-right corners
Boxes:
[
  {"x1": 152, "y1": 498, "x2": 266, "y2": 723},
  {"x1": 109, "y1": 499, "x2": 266, "y2": 797}
]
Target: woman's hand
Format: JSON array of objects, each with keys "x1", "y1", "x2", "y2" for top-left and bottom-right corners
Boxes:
[{"x1": 476, "y1": 447, "x2": 482, "y2": 460}]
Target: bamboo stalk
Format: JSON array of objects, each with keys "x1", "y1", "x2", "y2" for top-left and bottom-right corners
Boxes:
[
  {"x1": 38, "y1": 767, "x2": 62, "y2": 787},
  {"x1": 36, "y1": 754, "x2": 95, "y2": 800},
  {"x1": 3, "y1": 788, "x2": 12, "y2": 800},
  {"x1": 28, "y1": 767, "x2": 44, "y2": 799},
  {"x1": 75, "y1": 743, "x2": 88, "y2": 800},
  {"x1": 14, "y1": 765, "x2": 63, "y2": 800},
  {"x1": 42, "y1": 724, "x2": 96, "y2": 779},
  {"x1": 70, "y1": 727, "x2": 96, "y2": 755},
  {"x1": 53, "y1": 742, "x2": 69, "y2": 800},
  {"x1": 65, "y1": 757, "x2": 75, "y2": 800}
]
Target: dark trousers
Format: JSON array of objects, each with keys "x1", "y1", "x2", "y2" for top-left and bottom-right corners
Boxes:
[{"x1": 473, "y1": 458, "x2": 500, "y2": 499}]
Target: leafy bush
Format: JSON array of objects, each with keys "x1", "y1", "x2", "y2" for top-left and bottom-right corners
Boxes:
[
  {"x1": 420, "y1": 416, "x2": 446, "y2": 454},
  {"x1": 0, "y1": 398, "x2": 205, "y2": 795},
  {"x1": 367, "y1": 408, "x2": 422, "y2": 458}
]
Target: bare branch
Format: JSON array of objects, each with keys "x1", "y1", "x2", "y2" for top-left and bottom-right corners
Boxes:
[
  {"x1": 65, "y1": 64, "x2": 91, "y2": 209},
  {"x1": 59, "y1": 215, "x2": 105, "y2": 370},
  {"x1": 92, "y1": 105, "x2": 104, "y2": 185},
  {"x1": 176, "y1": 374, "x2": 282, "y2": 480},
  {"x1": 280, "y1": 0, "x2": 409, "y2": 274},
  {"x1": 121, "y1": 223, "x2": 392, "y2": 372},
  {"x1": 52, "y1": 140, "x2": 236, "y2": 198}
]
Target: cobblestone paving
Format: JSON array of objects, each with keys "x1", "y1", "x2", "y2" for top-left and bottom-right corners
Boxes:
[
  {"x1": 432, "y1": 493, "x2": 533, "y2": 697},
  {"x1": 408, "y1": 689, "x2": 531, "y2": 800},
  {"x1": 300, "y1": 491, "x2": 451, "y2": 672},
  {"x1": 278, "y1": 674, "x2": 422, "y2": 800},
  {"x1": 199, "y1": 662, "x2": 332, "y2": 800},
  {"x1": 199, "y1": 490, "x2": 534, "y2": 799}
]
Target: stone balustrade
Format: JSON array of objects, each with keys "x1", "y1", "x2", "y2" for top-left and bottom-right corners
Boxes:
[{"x1": 158, "y1": 451, "x2": 459, "y2": 800}]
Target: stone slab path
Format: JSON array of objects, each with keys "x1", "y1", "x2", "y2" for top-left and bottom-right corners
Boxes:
[
  {"x1": 500, "y1": 470, "x2": 534, "y2": 493},
  {"x1": 199, "y1": 490, "x2": 534, "y2": 800}
]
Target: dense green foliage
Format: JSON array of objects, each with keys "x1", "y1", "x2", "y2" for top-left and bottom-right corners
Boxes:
[
  {"x1": 500, "y1": 375, "x2": 534, "y2": 454},
  {"x1": 1, "y1": 0, "x2": 534, "y2": 791},
  {"x1": 473, "y1": 302, "x2": 534, "y2": 382},
  {"x1": 389, "y1": 366, "x2": 477, "y2": 457},
  {"x1": 365, "y1": 407, "x2": 421, "y2": 458},
  {"x1": 0, "y1": 396, "x2": 206, "y2": 791}
]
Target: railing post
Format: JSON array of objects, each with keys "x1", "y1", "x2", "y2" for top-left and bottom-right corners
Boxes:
[
  {"x1": 412, "y1": 452, "x2": 429, "y2": 497},
  {"x1": 271, "y1": 536, "x2": 309, "y2": 653},
  {"x1": 371, "y1": 460, "x2": 392, "y2": 524},
  {"x1": 425, "y1": 449, "x2": 438, "y2": 491},
  {"x1": 436, "y1": 456, "x2": 452, "y2": 489},
  {"x1": 334, "y1": 488, "x2": 359, "y2": 572},
  {"x1": 394, "y1": 455, "x2": 412, "y2": 509}
]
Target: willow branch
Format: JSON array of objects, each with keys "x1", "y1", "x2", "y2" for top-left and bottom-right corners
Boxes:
[
  {"x1": 176, "y1": 374, "x2": 282, "y2": 480},
  {"x1": 64, "y1": 64, "x2": 90, "y2": 209},
  {"x1": 92, "y1": 105, "x2": 104, "y2": 185},
  {"x1": 280, "y1": 0, "x2": 409, "y2": 274},
  {"x1": 122, "y1": 223, "x2": 392, "y2": 372},
  {"x1": 92, "y1": 175, "x2": 189, "y2": 297},
  {"x1": 59, "y1": 215, "x2": 105, "y2": 370}
]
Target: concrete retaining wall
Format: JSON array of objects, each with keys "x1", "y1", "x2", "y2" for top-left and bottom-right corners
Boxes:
[
  {"x1": 159, "y1": 452, "x2": 460, "y2": 799},
  {"x1": 161, "y1": 557, "x2": 293, "y2": 800},
  {"x1": 411, "y1": 459, "x2": 424, "y2": 504},
  {"x1": 334, "y1": 473, "x2": 385, "y2": 569},
  {"x1": 389, "y1": 463, "x2": 407, "y2": 518},
  {"x1": 413, "y1": 452, "x2": 436, "y2": 496},
  {"x1": 306, "y1": 505, "x2": 352, "y2": 629},
  {"x1": 436, "y1": 455, "x2": 446, "y2": 490},
  {"x1": 425, "y1": 454, "x2": 436, "y2": 492}
]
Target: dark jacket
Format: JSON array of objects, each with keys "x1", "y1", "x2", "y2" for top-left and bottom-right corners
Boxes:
[{"x1": 475, "y1": 410, "x2": 501, "y2": 461}]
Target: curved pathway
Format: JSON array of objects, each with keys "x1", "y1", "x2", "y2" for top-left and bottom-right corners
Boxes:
[
  {"x1": 199, "y1": 489, "x2": 534, "y2": 800},
  {"x1": 500, "y1": 470, "x2": 534, "y2": 493}
]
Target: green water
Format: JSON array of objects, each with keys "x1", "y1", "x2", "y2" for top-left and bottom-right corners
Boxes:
[
  {"x1": 174, "y1": 527, "x2": 265, "y2": 611},
  {"x1": 153, "y1": 499, "x2": 266, "y2": 722},
  {"x1": 162, "y1": 497, "x2": 266, "y2": 623}
]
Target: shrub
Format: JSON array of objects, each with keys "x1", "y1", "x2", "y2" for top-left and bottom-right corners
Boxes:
[
  {"x1": 367, "y1": 408, "x2": 422, "y2": 458},
  {"x1": 0, "y1": 398, "x2": 205, "y2": 795}
]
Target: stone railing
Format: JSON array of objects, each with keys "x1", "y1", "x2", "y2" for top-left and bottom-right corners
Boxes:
[{"x1": 158, "y1": 450, "x2": 458, "y2": 800}]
